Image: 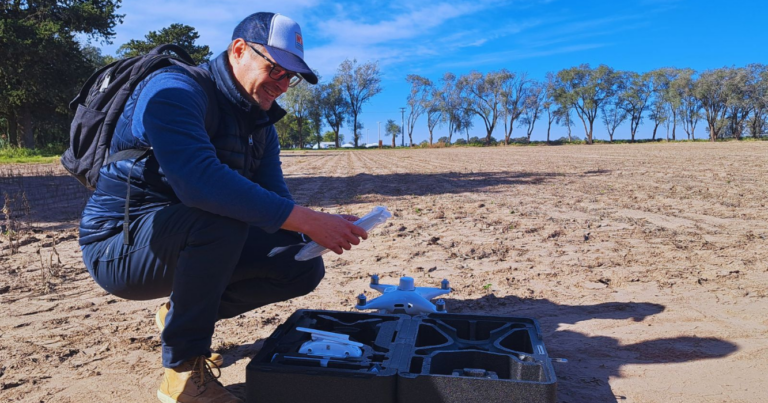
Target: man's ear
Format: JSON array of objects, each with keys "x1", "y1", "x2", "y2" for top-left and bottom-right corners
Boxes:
[{"x1": 231, "y1": 39, "x2": 247, "y2": 61}]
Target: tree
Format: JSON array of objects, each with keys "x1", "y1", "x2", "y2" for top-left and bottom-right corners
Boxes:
[
  {"x1": 425, "y1": 86, "x2": 443, "y2": 145},
  {"x1": 308, "y1": 78, "x2": 324, "y2": 148},
  {"x1": 405, "y1": 75, "x2": 431, "y2": 147},
  {"x1": 385, "y1": 119, "x2": 400, "y2": 147},
  {"x1": 82, "y1": 43, "x2": 115, "y2": 68},
  {"x1": 438, "y1": 72, "x2": 462, "y2": 144},
  {"x1": 322, "y1": 130, "x2": 343, "y2": 143},
  {"x1": 319, "y1": 78, "x2": 349, "y2": 148},
  {"x1": 456, "y1": 104, "x2": 474, "y2": 144},
  {"x1": 459, "y1": 69, "x2": 513, "y2": 145},
  {"x1": 337, "y1": 59, "x2": 382, "y2": 147},
  {"x1": 116, "y1": 23, "x2": 211, "y2": 64},
  {"x1": 622, "y1": 72, "x2": 652, "y2": 142},
  {"x1": 353, "y1": 121, "x2": 364, "y2": 145},
  {"x1": 519, "y1": 81, "x2": 544, "y2": 143},
  {"x1": 554, "y1": 64, "x2": 617, "y2": 144},
  {"x1": 746, "y1": 64, "x2": 768, "y2": 138},
  {"x1": 281, "y1": 80, "x2": 314, "y2": 149},
  {"x1": 274, "y1": 113, "x2": 297, "y2": 148},
  {"x1": 0, "y1": 0, "x2": 123, "y2": 148},
  {"x1": 675, "y1": 69, "x2": 701, "y2": 140},
  {"x1": 664, "y1": 68, "x2": 688, "y2": 140},
  {"x1": 723, "y1": 67, "x2": 751, "y2": 140},
  {"x1": 598, "y1": 70, "x2": 628, "y2": 142},
  {"x1": 551, "y1": 71, "x2": 574, "y2": 143},
  {"x1": 542, "y1": 72, "x2": 558, "y2": 143},
  {"x1": 696, "y1": 68, "x2": 731, "y2": 142},
  {"x1": 648, "y1": 69, "x2": 674, "y2": 140},
  {"x1": 600, "y1": 95, "x2": 628, "y2": 142},
  {"x1": 501, "y1": 72, "x2": 529, "y2": 145},
  {"x1": 553, "y1": 105, "x2": 573, "y2": 142}
]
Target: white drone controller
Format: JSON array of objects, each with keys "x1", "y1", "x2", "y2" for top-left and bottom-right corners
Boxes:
[{"x1": 354, "y1": 275, "x2": 451, "y2": 315}]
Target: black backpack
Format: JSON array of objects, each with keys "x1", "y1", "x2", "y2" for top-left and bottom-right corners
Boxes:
[{"x1": 61, "y1": 44, "x2": 215, "y2": 190}]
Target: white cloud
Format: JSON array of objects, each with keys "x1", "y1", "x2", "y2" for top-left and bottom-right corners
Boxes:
[
  {"x1": 314, "y1": 2, "x2": 484, "y2": 46},
  {"x1": 102, "y1": 0, "x2": 322, "y2": 53},
  {"x1": 433, "y1": 43, "x2": 608, "y2": 70}
]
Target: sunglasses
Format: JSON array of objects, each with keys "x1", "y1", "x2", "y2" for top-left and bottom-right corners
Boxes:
[{"x1": 247, "y1": 43, "x2": 303, "y2": 87}]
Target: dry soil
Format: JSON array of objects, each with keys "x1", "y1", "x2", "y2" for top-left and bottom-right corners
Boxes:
[{"x1": 1, "y1": 142, "x2": 767, "y2": 402}]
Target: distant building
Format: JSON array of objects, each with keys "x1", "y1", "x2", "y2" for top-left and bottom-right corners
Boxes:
[{"x1": 311, "y1": 142, "x2": 338, "y2": 149}]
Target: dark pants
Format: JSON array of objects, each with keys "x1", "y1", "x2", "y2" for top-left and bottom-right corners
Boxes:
[{"x1": 81, "y1": 204, "x2": 324, "y2": 368}]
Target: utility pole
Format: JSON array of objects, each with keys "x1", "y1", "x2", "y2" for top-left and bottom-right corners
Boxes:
[
  {"x1": 399, "y1": 107, "x2": 406, "y2": 147},
  {"x1": 377, "y1": 121, "x2": 381, "y2": 148}
]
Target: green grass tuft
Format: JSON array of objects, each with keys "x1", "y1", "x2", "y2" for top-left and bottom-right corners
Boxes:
[{"x1": 0, "y1": 145, "x2": 65, "y2": 164}]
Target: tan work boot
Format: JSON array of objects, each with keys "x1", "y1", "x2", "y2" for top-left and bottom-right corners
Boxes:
[
  {"x1": 156, "y1": 302, "x2": 224, "y2": 367},
  {"x1": 157, "y1": 356, "x2": 243, "y2": 403}
]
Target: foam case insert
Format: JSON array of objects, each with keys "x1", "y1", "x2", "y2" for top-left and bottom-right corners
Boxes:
[{"x1": 246, "y1": 310, "x2": 556, "y2": 403}]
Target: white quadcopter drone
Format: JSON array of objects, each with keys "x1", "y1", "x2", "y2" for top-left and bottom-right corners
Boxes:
[
  {"x1": 296, "y1": 275, "x2": 451, "y2": 361},
  {"x1": 354, "y1": 275, "x2": 451, "y2": 315}
]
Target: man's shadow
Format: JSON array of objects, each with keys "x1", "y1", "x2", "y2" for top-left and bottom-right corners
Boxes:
[{"x1": 444, "y1": 295, "x2": 738, "y2": 403}]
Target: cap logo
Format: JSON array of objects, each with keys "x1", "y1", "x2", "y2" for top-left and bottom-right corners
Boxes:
[{"x1": 295, "y1": 32, "x2": 304, "y2": 51}]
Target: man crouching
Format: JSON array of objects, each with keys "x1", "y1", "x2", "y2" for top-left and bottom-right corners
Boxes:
[{"x1": 78, "y1": 12, "x2": 367, "y2": 403}]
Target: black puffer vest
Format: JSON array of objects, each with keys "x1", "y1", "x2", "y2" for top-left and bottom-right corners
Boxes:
[{"x1": 202, "y1": 52, "x2": 287, "y2": 178}]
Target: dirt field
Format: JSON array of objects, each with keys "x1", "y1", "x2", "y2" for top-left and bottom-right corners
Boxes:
[{"x1": 1, "y1": 142, "x2": 767, "y2": 402}]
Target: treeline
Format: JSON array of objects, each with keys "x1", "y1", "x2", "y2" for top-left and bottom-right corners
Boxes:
[
  {"x1": 280, "y1": 64, "x2": 768, "y2": 149},
  {"x1": 276, "y1": 59, "x2": 383, "y2": 149},
  {"x1": 0, "y1": 2, "x2": 210, "y2": 150},
  {"x1": 1, "y1": 1, "x2": 122, "y2": 149}
]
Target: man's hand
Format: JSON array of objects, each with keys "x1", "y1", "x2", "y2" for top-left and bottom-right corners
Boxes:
[
  {"x1": 282, "y1": 206, "x2": 368, "y2": 255},
  {"x1": 337, "y1": 214, "x2": 359, "y2": 222}
]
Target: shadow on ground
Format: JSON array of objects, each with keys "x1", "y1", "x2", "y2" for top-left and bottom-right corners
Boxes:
[
  {"x1": 0, "y1": 172, "x2": 90, "y2": 224},
  {"x1": 2, "y1": 167, "x2": 610, "y2": 222},
  {"x1": 218, "y1": 339, "x2": 265, "y2": 368},
  {"x1": 218, "y1": 339, "x2": 265, "y2": 398},
  {"x1": 2, "y1": 168, "x2": 610, "y2": 224},
  {"x1": 285, "y1": 170, "x2": 609, "y2": 207},
  {"x1": 442, "y1": 295, "x2": 738, "y2": 403}
]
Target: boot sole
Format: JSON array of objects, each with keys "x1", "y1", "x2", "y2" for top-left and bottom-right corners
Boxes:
[
  {"x1": 157, "y1": 390, "x2": 178, "y2": 403},
  {"x1": 158, "y1": 388, "x2": 242, "y2": 403}
]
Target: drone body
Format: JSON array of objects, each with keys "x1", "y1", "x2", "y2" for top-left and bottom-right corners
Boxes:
[{"x1": 355, "y1": 275, "x2": 451, "y2": 314}]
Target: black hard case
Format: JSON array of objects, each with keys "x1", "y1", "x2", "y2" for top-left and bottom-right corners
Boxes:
[{"x1": 246, "y1": 310, "x2": 556, "y2": 403}]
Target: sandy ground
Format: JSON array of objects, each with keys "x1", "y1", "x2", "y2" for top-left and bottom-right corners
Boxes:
[{"x1": 1, "y1": 142, "x2": 767, "y2": 403}]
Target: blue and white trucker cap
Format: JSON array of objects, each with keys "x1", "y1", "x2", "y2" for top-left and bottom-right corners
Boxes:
[{"x1": 232, "y1": 12, "x2": 318, "y2": 85}]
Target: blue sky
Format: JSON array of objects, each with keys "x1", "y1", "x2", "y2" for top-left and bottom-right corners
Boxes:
[{"x1": 96, "y1": 0, "x2": 768, "y2": 144}]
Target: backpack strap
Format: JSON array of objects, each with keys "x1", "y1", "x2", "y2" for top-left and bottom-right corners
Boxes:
[
  {"x1": 121, "y1": 148, "x2": 152, "y2": 245},
  {"x1": 104, "y1": 148, "x2": 152, "y2": 165}
]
